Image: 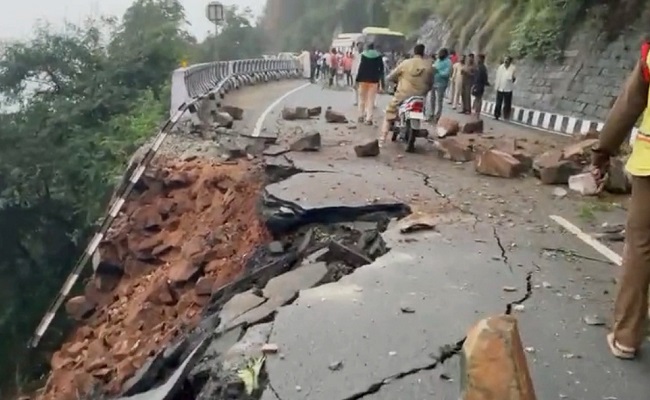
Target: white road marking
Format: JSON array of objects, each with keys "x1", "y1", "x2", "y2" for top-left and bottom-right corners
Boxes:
[
  {"x1": 252, "y1": 82, "x2": 312, "y2": 137},
  {"x1": 549, "y1": 215, "x2": 623, "y2": 266}
]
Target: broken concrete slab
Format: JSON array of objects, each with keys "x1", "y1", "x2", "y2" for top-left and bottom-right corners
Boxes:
[
  {"x1": 264, "y1": 225, "x2": 526, "y2": 400},
  {"x1": 222, "y1": 322, "x2": 274, "y2": 371},
  {"x1": 214, "y1": 111, "x2": 234, "y2": 128},
  {"x1": 568, "y1": 172, "x2": 599, "y2": 195},
  {"x1": 308, "y1": 106, "x2": 322, "y2": 117},
  {"x1": 262, "y1": 262, "x2": 328, "y2": 300},
  {"x1": 533, "y1": 151, "x2": 581, "y2": 184},
  {"x1": 289, "y1": 131, "x2": 321, "y2": 152},
  {"x1": 354, "y1": 139, "x2": 380, "y2": 157},
  {"x1": 216, "y1": 290, "x2": 266, "y2": 331},
  {"x1": 474, "y1": 149, "x2": 523, "y2": 178},
  {"x1": 261, "y1": 172, "x2": 410, "y2": 235}
]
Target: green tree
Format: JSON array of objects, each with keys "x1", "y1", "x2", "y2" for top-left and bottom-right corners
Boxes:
[
  {"x1": 0, "y1": 0, "x2": 191, "y2": 396},
  {"x1": 192, "y1": 6, "x2": 267, "y2": 62}
]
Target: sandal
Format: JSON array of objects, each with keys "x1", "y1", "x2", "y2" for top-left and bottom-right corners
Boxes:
[{"x1": 607, "y1": 333, "x2": 636, "y2": 359}]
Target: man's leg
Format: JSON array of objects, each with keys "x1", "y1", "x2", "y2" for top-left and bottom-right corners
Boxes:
[
  {"x1": 365, "y1": 83, "x2": 378, "y2": 123},
  {"x1": 353, "y1": 81, "x2": 359, "y2": 106},
  {"x1": 452, "y1": 81, "x2": 461, "y2": 109},
  {"x1": 435, "y1": 85, "x2": 446, "y2": 122},
  {"x1": 503, "y1": 91, "x2": 513, "y2": 120},
  {"x1": 472, "y1": 95, "x2": 483, "y2": 119},
  {"x1": 447, "y1": 81, "x2": 455, "y2": 104},
  {"x1": 495, "y1": 91, "x2": 503, "y2": 120},
  {"x1": 612, "y1": 176, "x2": 650, "y2": 353},
  {"x1": 358, "y1": 83, "x2": 368, "y2": 122}
]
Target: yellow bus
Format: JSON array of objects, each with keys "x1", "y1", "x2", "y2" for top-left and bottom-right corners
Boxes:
[{"x1": 358, "y1": 27, "x2": 406, "y2": 53}]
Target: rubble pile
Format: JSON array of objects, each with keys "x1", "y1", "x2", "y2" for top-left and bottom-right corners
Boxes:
[
  {"x1": 39, "y1": 157, "x2": 270, "y2": 400},
  {"x1": 432, "y1": 117, "x2": 631, "y2": 194}
]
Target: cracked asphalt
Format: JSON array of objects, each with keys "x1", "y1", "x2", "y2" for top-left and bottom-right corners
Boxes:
[{"x1": 248, "y1": 82, "x2": 647, "y2": 399}]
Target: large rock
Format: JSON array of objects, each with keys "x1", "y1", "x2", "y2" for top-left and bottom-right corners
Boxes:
[
  {"x1": 568, "y1": 173, "x2": 599, "y2": 195},
  {"x1": 435, "y1": 137, "x2": 473, "y2": 162},
  {"x1": 281, "y1": 107, "x2": 310, "y2": 120},
  {"x1": 218, "y1": 105, "x2": 244, "y2": 120},
  {"x1": 308, "y1": 106, "x2": 322, "y2": 117},
  {"x1": 475, "y1": 149, "x2": 523, "y2": 178},
  {"x1": 92, "y1": 243, "x2": 124, "y2": 292},
  {"x1": 65, "y1": 295, "x2": 96, "y2": 321},
  {"x1": 462, "y1": 119, "x2": 484, "y2": 134},
  {"x1": 562, "y1": 138, "x2": 598, "y2": 163},
  {"x1": 325, "y1": 108, "x2": 348, "y2": 123},
  {"x1": 436, "y1": 117, "x2": 460, "y2": 137},
  {"x1": 289, "y1": 131, "x2": 321, "y2": 151},
  {"x1": 605, "y1": 157, "x2": 632, "y2": 194},
  {"x1": 354, "y1": 139, "x2": 380, "y2": 157},
  {"x1": 461, "y1": 315, "x2": 537, "y2": 400},
  {"x1": 533, "y1": 151, "x2": 581, "y2": 185},
  {"x1": 214, "y1": 111, "x2": 234, "y2": 128}
]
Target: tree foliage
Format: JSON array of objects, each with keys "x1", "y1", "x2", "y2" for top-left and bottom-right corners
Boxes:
[{"x1": 0, "y1": 0, "x2": 263, "y2": 396}]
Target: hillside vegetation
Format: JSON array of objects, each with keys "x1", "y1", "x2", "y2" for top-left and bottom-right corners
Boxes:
[
  {"x1": 261, "y1": 0, "x2": 648, "y2": 59},
  {"x1": 0, "y1": 1, "x2": 264, "y2": 397}
]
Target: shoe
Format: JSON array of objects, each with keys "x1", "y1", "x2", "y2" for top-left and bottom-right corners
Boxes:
[
  {"x1": 357, "y1": 116, "x2": 365, "y2": 123},
  {"x1": 606, "y1": 333, "x2": 636, "y2": 359}
]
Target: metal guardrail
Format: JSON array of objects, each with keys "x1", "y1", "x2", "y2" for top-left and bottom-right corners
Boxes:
[{"x1": 29, "y1": 57, "x2": 303, "y2": 348}]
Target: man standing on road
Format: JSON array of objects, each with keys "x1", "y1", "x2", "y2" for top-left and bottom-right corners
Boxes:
[
  {"x1": 494, "y1": 56, "x2": 516, "y2": 120},
  {"x1": 450, "y1": 55, "x2": 465, "y2": 110},
  {"x1": 428, "y1": 48, "x2": 452, "y2": 123},
  {"x1": 591, "y1": 38, "x2": 650, "y2": 360},
  {"x1": 355, "y1": 42, "x2": 384, "y2": 125},
  {"x1": 471, "y1": 54, "x2": 489, "y2": 119},
  {"x1": 380, "y1": 43, "x2": 433, "y2": 145},
  {"x1": 460, "y1": 53, "x2": 476, "y2": 114}
]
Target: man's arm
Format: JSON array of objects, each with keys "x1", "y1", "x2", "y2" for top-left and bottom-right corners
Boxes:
[{"x1": 596, "y1": 60, "x2": 649, "y2": 154}]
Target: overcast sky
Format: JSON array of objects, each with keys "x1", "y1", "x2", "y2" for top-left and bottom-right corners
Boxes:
[{"x1": 0, "y1": 0, "x2": 266, "y2": 40}]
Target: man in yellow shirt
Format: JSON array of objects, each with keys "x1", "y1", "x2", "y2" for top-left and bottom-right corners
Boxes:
[{"x1": 591, "y1": 39, "x2": 650, "y2": 359}]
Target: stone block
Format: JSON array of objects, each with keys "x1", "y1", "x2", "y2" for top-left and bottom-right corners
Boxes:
[
  {"x1": 461, "y1": 315, "x2": 537, "y2": 400},
  {"x1": 462, "y1": 119, "x2": 484, "y2": 134},
  {"x1": 436, "y1": 137, "x2": 474, "y2": 162},
  {"x1": 436, "y1": 117, "x2": 460, "y2": 137},
  {"x1": 354, "y1": 139, "x2": 380, "y2": 157},
  {"x1": 475, "y1": 149, "x2": 523, "y2": 178}
]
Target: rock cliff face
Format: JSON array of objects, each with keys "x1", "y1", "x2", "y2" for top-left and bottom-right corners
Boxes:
[{"x1": 419, "y1": 17, "x2": 646, "y2": 122}]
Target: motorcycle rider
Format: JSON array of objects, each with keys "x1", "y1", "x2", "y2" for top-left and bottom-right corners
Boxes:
[{"x1": 380, "y1": 43, "x2": 434, "y2": 146}]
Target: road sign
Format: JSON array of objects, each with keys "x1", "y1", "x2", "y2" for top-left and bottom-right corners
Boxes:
[{"x1": 206, "y1": 1, "x2": 224, "y2": 24}]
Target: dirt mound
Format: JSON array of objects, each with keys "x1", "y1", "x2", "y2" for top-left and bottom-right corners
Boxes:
[{"x1": 37, "y1": 157, "x2": 270, "y2": 400}]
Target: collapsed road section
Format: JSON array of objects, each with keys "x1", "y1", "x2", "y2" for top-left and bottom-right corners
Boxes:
[{"x1": 35, "y1": 135, "x2": 414, "y2": 400}]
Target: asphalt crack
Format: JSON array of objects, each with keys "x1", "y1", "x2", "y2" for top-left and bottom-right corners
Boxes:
[
  {"x1": 492, "y1": 226, "x2": 512, "y2": 273},
  {"x1": 340, "y1": 266, "x2": 536, "y2": 400}
]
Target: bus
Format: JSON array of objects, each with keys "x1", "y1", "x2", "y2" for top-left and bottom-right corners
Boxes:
[
  {"x1": 358, "y1": 27, "x2": 406, "y2": 53},
  {"x1": 330, "y1": 33, "x2": 362, "y2": 53}
]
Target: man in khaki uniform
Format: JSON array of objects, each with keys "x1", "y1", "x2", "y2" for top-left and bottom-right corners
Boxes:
[
  {"x1": 380, "y1": 43, "x2": 434, "y2": 145},
  {"x1": 591, "y1": 39, "x2": 650, "y2": 359}
]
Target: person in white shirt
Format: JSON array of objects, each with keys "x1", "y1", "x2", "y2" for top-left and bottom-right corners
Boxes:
[{"x1": 494, "y1": 56, "x2": 516, "y2": 120}]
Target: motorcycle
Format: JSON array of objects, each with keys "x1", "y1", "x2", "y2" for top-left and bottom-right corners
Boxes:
[{"x1": 390, "y1": 96, "x2": 428, "y2": 152}]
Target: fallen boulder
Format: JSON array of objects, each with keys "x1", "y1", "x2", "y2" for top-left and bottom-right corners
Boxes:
[
  {"x1": 435, "y1": 137, "x2": 473, "y2": 162},
  {"x1": 533, "y1": 151, "x2": 581, "y2": 184},
  {"x1": 462, "y1": 119, "x2": 483, "y2": 134},
  {"x1": 281, "y1": 107, "x2": 310, "y2": 120},
  {"x1": 568, "y1": 172, "x2": 599, "y2": 195},
  {"x1": 289, "y1": 131, "x2": 321, "y2": 151},
  {"x1": 562, "y1": 138, "x2": 598, "y2": 164},
  {"x1": 605, "y1": 157, "x2": 631, "y2": 194},
  {"x1": 325, "y1": 108, "x2": 348, "y2": 123},
  {"x1": 354, "y1": 139, "x2": 380, "y2": 157},
  {"x1": 436, "y1": 117, "x2": 460, "y2": 137},
  {"x1": 308, "y1": 106, "x2": 322, "y2": 117},
  {"x1": 218, "y1": 105, "x2": 244, "y2": 120},
  {"x1": 214, "y1": 111, "x2": 234, "y2": 128},
  {"x1": 475, "y1": 149, "x2": 523, "y2": 178},
  {"x1": 461, "y1": 315, "x2": 537, "y2": 400}
]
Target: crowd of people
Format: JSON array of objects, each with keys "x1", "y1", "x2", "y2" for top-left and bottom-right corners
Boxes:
[{"x1": 307, "y1": 43, "x2": 518, "y2": 145}]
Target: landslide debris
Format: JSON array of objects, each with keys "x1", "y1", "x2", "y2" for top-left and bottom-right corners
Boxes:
[{"x1": 38, "y1": 157, "x2": 269, "y2": 400}]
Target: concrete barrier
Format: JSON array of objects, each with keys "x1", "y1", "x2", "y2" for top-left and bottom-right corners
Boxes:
[{"x1": 461, "y1": 315, "x2": 537, "y2": 400}]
